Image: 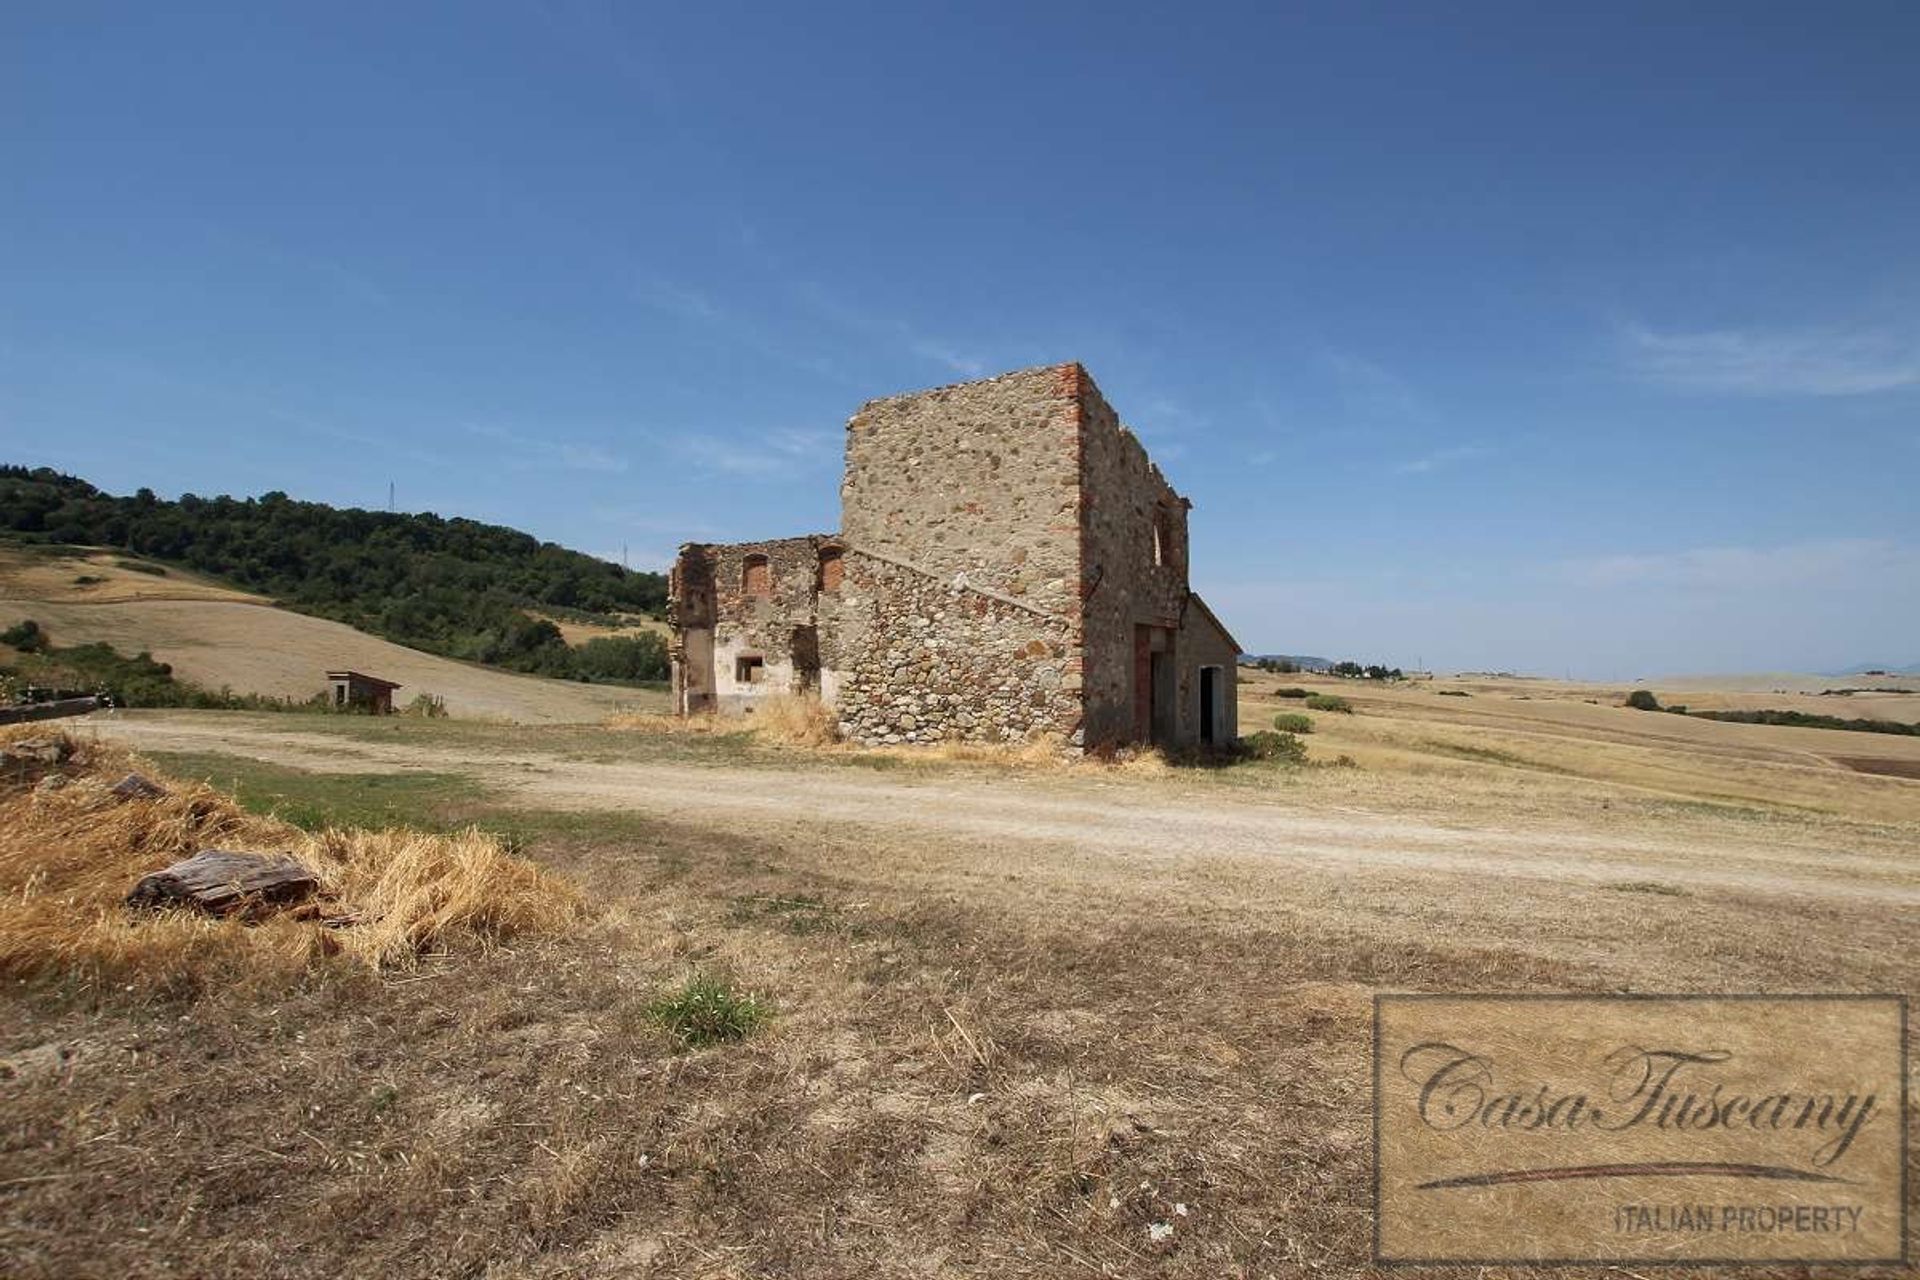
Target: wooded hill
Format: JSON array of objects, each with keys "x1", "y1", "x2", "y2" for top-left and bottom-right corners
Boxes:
[{"x1": 0, "y1": 466, "x2": 668, "y2": 682}]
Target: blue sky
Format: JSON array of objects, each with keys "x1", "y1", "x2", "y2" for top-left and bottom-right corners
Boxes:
[{"x1": 3, "y1": 2, "x2": 1915, "y2": 677}]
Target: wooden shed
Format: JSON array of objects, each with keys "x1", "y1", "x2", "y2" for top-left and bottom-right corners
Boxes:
[{"x1": 324, "y1": 670, "x2": 401, "y2": 715}]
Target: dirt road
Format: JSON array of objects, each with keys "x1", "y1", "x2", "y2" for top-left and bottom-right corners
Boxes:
[{"x1": 91, "y1": 714, "x2": 1920, "y2": 910}]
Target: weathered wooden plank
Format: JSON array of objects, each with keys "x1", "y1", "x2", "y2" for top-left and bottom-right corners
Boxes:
[
  {"x1": 126, "y1": 850, "x2": 320, "y2": 917},
  {"x1": 109, "y1": 772, "x2": 168, "y2": 800},
  {"x1": 0, "y1": 697, "x2": 101, "y2": 726}
]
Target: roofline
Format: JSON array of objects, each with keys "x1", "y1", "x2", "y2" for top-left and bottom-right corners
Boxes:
[
  {"x1": 324, "y1": 670, "x2": 403, "y2": 689},
  {"x1": 850, "y1": 361, "x2": 1083, "y2": 416},
  {"x1": 1185, "y1": 592, "x2": 1244, "y2": 655}
]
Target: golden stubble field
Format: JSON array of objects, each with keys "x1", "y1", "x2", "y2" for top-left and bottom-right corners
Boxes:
[
  {"x1": 3, "y1": 667, "x2": 1915, "y2": 1278},
  {"x1": 0, "y1": 544, "x2": 650, "y2": 723}
]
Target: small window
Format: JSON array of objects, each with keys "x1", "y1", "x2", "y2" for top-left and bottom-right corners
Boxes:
[
  {"x1": 735, "y1": 655, "x2": 765, "y2": 684},
  {"x1": 817, "y1": 546, "x2": 844, "y2": 592},
  {"x1": 1152, "y1": 507, "x2": 1174, "y2": 567},
  {"x1": 742, "y1": 553, "x2": 771, "y2": 596}
]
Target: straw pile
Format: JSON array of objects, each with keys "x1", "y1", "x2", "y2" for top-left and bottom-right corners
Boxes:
[{"x1": 0, "y1": 727, "x2": 584, "y2": 991}]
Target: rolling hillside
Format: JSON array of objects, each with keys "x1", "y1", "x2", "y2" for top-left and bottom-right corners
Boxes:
[
  {"x1": 0, "y1": 467, "x2": 666, "y2": 682},
  {"x1": 0, "y1": 547, "x2": 664, "y2": 722}
]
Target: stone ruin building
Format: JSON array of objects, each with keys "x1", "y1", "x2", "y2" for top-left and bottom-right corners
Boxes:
[{"x1": 668, "y1": 362, "x2": 1240, "y2": 751}]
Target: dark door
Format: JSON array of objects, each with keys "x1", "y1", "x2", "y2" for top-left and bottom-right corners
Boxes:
[{"x1": 1199, "y1": 666, "x2": 1217, "y2": 745}]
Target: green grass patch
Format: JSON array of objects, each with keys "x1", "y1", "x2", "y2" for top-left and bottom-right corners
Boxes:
[
  {"x1": 143, "y1": 751, "x2": 487, "y2": 832},
  {"x1": 1238, "y1": 729, "x2": 1308, "y2": 763},
  {"x1": 649, "y1": 973, "x2": 768, "y2": 1048}
]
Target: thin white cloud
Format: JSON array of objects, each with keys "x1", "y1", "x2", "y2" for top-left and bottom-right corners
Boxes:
[
  {"x1": 908, "y1": 338, "x2": 986, "y2": 377},
  {"x1": 1395, "y1": 444, "x2": 1491, "y2": 475},
  {"x1": 1620, "y1": 324, "x2": 1919, "y2": 396},
  {"x1": 468, "y1": 423, "x2": 628, "y2": 473},
  {"x1": 1559, "y1": 538, "x2": 1916, "y2": 591},
  {"x1": 667, "y1": 430, "x2": 838, "y2": 479},
  {"x1": 1320, "y1": 349, "x2": 1426, "y2": 420},
  {"x1": 634, "y1": 275, "x2": 852, "y2": 385},
  {"x1": 558, "y1": 442, "x2": 628, "y2": 473},
  {"x1": 636, "y1": 279, "x2": 720, "y2": 323}
]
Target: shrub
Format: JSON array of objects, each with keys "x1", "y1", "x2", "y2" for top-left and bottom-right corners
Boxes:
[
  {"x1": 573, "y1": 632, "x2": 668, "y2": 683},
  {"x1": 1239, "y1": 730, "x2": 1308, "y2": 763},
  {"x1": 403, "y1": 693, "x2": 448, "y2": 718},
  {"x1": 1271, "y1": 712, "x2": 1314, "y2": 733},
  {"x1": 1, "y1": 619, "x2": 47, "y2": 652},
  {"x1": 1304, "y1": 694, "x2": 1352, "y2": 714},
  {"x1": 1273, "y1": 687, "x2": 1310, "y2": 699},
  {"x1": 1625, "y1": 690, "x2": 1660, "y2": 711},
  {"x1": 649, "y1": 973, "x2": 768, "y2": 1048}
]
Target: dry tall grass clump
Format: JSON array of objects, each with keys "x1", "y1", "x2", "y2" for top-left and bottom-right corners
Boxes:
[
  {"x1": 309, "y1": 827, "x2": 583, "y2": 969},
  {"x1": 0, "y1": 726, "x2": 584, "y2": 990},
  {"x1": 748, "y1": 693, "x2": 841, "y2": 747},
  {"x1": 602, "y1": 709, "x2": 730, "y2": 734}
]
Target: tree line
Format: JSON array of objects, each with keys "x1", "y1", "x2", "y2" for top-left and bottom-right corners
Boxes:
[{"x1": 0, "y1": 466, "x2": 669, "y2": 683}]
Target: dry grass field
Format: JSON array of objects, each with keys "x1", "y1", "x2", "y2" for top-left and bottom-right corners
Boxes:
[
  {"x1": 3, "y1": 671, "x2": 1915, "y2": 1278},
  {"x1": 532, "y1": 610, "x2": 670, "y2": 647},
  {"x1": 0, "y1": 543, "x2": 649, "y2": 723}
]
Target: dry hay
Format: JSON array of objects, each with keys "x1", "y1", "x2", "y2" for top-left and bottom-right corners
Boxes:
[
  {"x1": 606, "y1": 696, "x2": 1175, "y2": 773},
  {"x1": 0, "y1": 726, "x2": 584, "y2": 991}
]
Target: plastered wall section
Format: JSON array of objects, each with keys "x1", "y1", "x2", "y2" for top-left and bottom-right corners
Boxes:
[{"x1": 669, "y1": 534, "x2": 841, "y2": 715}]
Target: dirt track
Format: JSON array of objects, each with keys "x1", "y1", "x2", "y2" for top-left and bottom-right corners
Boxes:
[{"x1": 91, "y1": 714, "x2": 1920, "y2": 910}]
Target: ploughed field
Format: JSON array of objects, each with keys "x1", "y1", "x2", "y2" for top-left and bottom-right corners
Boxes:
[{"x1": 4, "y1": 673, "x2": 1915, "y2": 1278}]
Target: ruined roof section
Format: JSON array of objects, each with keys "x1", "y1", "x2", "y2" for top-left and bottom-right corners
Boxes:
[
  {"x1": 849, "y1": 361, "x2": 1084, "y2": 416},
  {"x1": 1185, "y1": 592, "x2": 1244, "y2": 655},
  {"x1": 850, "y1": 361, "x2": 1190, "y2": 509}
]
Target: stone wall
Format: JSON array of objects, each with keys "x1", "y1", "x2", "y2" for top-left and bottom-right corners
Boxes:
[
  {"x1": 841, "y1": 365, "x2": 1083, "y2": 619},
  {"x1": 669, "y1": 534, "x2": 840, "y2": 715},
  {"x1": 1070, "y1": 367, "x2": 1192, "y2": 748},
  {"x1": 831, "y1": 549, "x2": 1080, "y2": 745}
]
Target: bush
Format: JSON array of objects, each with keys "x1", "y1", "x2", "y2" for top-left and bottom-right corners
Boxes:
[
  {"x1": 1304, "y1": 694, "x2": 1352, "y2": 714},
  {"x1": 1, "y1": 619, "x2": 47, "y2": 653},
  {"x1": 1271, "y1": 712, "x2": 1314, "y2": 733},
  {"x1": 1239, "y1": 730, "x2": 1309, "y2": 763},
  {"x1": 1625, "y1": 690, "x2": 1660, "y2": 711},
  {"x1": 573, "y1": 632, "x2": 668, "y2": 683},
  {"x1": 649, "y1": 973, "x2": 768, "y2": 1048},
  {"x1": 1273, "y1": 687, "x2": 1310, "y2": 699}
]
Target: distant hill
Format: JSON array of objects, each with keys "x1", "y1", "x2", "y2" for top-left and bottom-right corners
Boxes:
[
  {"x1": 0, "y1": 466, "x2": 667, "y2": 682},
  {"x1": 1829, "y1": 663, "x2": 1920, "y2": 677}
]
